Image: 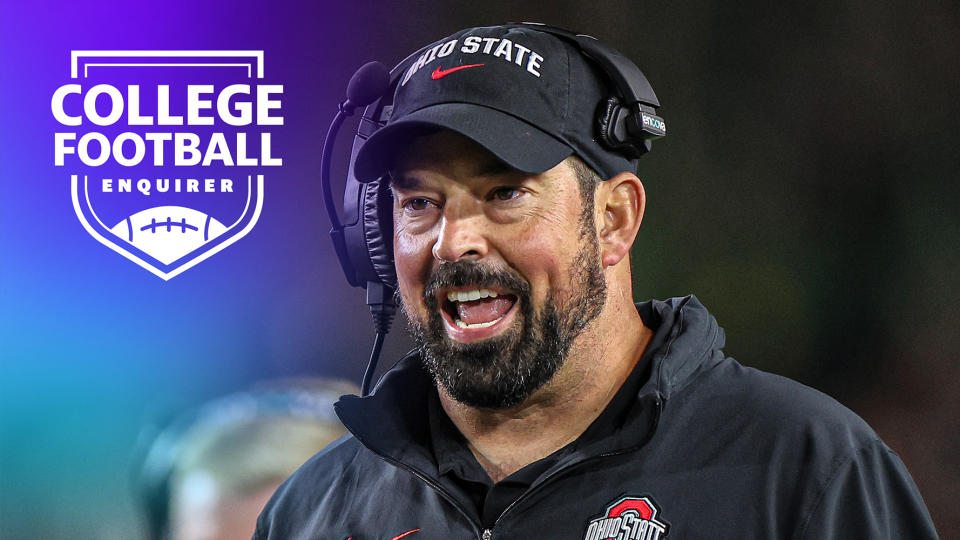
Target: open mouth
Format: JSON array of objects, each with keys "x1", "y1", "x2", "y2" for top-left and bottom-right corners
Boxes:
[{"x1": 439, "y1": 287, "x2": 519, "y2": 340}]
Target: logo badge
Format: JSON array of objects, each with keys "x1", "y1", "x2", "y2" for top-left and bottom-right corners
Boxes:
[
  {"x1": 53, "y1": 50, "x2": 282, "y2": 279},
  {"x1": 430, "y1": 63, "x2": 484, "y2": 80},
  {"x1": 583, "y1": 496, "x2": 670, "y2": 540}
]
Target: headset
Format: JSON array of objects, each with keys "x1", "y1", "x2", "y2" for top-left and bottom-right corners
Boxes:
[{"x1": 321, "y1": 23, "x2": 666, "y2": 395}]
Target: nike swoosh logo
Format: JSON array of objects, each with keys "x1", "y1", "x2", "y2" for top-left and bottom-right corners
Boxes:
[{"x1": 431, "y1": 64, "x2": 484, "y2": 79}]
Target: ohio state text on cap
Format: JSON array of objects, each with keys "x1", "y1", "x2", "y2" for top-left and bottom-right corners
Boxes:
[{"x1": 354, "y1": 25, "x2": 639, "y2": 182}]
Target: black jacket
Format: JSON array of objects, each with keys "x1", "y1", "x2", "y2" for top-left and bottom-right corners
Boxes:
[{"x1": 255, "y1": 296, "x2": 938, "y2": 539}]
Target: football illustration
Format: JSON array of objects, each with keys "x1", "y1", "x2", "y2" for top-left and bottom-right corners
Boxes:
[{"x1": 110, "y1": 205, "x2": 228, "y2": 264}]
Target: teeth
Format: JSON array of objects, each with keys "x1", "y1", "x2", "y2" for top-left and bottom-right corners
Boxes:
[
  {"x1": 446, "y1": 289, "x2": 500, "y2": 302},
  {"x1": 455, "y1": 316, "x2": 504, "y2": 329}
]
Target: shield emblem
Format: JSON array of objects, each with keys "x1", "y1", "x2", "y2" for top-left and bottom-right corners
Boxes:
[{"x1": 59, "y1": 50, "x2": 277, "y2": 279}]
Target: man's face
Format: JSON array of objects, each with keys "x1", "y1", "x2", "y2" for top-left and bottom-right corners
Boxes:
[{"x1": 390, "y1": 132, "x2": 606, "y2": 409}]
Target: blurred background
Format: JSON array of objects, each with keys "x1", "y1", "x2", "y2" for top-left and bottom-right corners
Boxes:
[{"x1": 1, "y1": 0, "x2": 957, "y2": 538}]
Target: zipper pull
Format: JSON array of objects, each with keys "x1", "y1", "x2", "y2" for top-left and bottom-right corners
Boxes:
[{"x1": 481, "y1": 529, "x2": 492, "y2": 540}]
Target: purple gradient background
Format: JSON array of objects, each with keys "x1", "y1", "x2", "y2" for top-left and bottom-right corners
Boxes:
[{"x1": 0, "y1": 1, "x2": 421, "y2": 537}]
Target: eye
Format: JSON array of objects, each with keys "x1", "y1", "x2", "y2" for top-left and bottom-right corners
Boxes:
[
  {"x1": 490, "y1": 187, "x2": 522, "y2": 201},
  {"x1": 401, "y1": 197, "x2": 434, "y2": 213}
]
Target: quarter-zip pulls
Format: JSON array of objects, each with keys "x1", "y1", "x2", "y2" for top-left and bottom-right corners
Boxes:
[{"x1": 488, "y1": 395, "x2": 663, "y2": 532}]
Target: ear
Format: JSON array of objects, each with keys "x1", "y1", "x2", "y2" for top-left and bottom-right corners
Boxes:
[{"x1": 595, "y1": 172, "x2": 645, "y2": 268}]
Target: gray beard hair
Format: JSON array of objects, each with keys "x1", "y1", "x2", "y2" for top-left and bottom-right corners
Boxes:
[{"x1": 404, "y1": 229, "x2": 606, "y2": 409}]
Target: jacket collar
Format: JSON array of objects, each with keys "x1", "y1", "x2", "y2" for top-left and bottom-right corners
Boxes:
[
  {"x1": 335, "y1": 295, "x2": 725, "y2": 478},
  {"x1": 637, "y1": 295, "x2": 725, "y2": 400}
]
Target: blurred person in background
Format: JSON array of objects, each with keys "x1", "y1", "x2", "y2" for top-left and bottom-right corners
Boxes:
[{"x1": 133, "y1": 378, "x2": 357, "y2": 540}]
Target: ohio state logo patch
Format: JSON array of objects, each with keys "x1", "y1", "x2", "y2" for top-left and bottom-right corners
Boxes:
[{"x1": 583, "y1": 496, "x2": 670, "y2": 540}]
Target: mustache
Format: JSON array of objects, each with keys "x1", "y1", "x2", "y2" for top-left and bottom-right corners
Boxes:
[{"x1": 423, "y1": 261, "x2": 530, "y2": 307}]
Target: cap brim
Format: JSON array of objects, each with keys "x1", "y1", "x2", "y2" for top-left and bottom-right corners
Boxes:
[{"x1": 353, "y1": 103, "x2": 573, "y2": 182}]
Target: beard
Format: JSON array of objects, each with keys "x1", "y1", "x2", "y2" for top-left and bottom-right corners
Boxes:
[{"x1": 404, "y1": 228, "x2": 607, "y2": 409}]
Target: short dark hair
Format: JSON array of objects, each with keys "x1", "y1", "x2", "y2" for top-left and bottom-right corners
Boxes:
[
  {"x1": 566, "y1": 155, "x2": 604, "y2": 199},
  {"x1": 566, "y1": 155, "x2": 604, "y2": 228}
]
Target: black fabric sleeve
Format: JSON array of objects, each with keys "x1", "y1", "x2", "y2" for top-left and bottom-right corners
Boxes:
[
  {"x1": 797, "y1": 440, "x2": 938, "y2": 539},
  {"x1": 252, "y1": 513, "x2": 266, "y2": 540}
]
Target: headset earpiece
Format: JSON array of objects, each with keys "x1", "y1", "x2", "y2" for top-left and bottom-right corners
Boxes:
[
  {"x1": 360, "y1": 175, "x2": 397, "y2": 289},
  {"x1": 516, "y1": 22, "x2": 665, "y2": 158},
  {"x1": 596, "y1": 96, "x2": 643, "y2": 159}
]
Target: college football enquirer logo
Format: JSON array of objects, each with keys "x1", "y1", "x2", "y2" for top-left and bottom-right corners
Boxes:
[
  {"x1": 52, "y1": 51, "x2": 281, "y2": 279},
  {"x1": 583, "y1": 496, "x2": 670, "y2": 540}
]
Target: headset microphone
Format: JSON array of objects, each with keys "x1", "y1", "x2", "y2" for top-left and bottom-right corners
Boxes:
[
  {"x1": 321, "y1": 61, "x2": 393, "y2": 396},
  {"x1": 343, "y1": 61, "x2": 391, "y2": 114}
]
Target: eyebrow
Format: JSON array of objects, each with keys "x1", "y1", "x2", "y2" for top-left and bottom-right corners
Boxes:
[{"x1": 387, "y1": 171, "x2": 420, "y2": 190}]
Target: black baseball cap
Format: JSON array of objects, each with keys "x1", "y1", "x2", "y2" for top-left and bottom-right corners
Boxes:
[{"x1": 353, "y1": 24, "x2": 639, "y2": 182}]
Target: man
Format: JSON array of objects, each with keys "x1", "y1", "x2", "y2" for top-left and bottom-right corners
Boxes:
[{"x1": 255, "y1": 24, "x2": 938, "y2": 539}]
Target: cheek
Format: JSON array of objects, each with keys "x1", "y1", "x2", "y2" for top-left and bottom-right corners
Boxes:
[
  {"x1": 506, "y1": 225, "x2": 582, "y2": 304},
  {"x1": 393, "y1": 225, "x2": 434, "y2": 307},
  {"x1": 530, "y1": 199, "x2": 592, "y2": 300}
]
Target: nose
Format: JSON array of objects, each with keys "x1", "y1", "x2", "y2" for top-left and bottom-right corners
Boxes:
[{"x1": 432, "y1": 207, "x2": 488, "y2": 263}]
